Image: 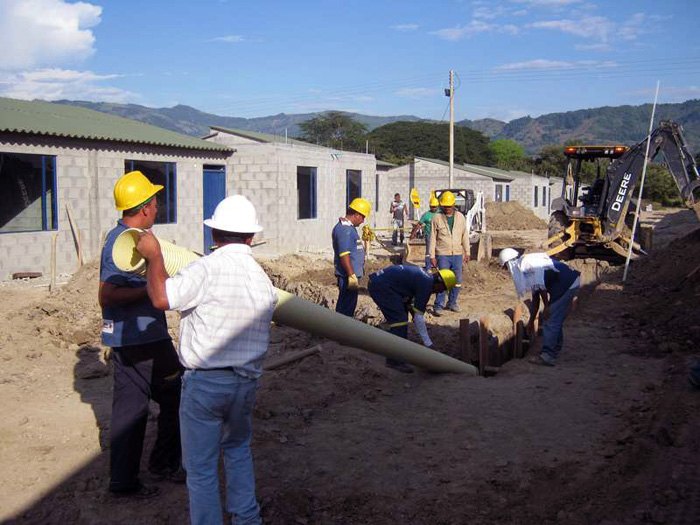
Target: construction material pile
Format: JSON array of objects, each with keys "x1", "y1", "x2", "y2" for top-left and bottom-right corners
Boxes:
[{"x1": 486, "y1": 201, "x2": 547, "y2": 231}]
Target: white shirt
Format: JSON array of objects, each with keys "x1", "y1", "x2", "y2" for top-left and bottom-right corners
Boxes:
[{"x1": 165, "y1": 243, "x2": 278, "y2": 378}]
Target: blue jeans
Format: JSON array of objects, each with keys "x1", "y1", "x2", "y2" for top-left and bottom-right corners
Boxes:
[
  {"x1": 541, "y1": 279, "x2": 580, "y2": 363},
  {"x1": 336, "y1": 276, "x2": 359, "y2": 317},
  {"x1": 424, "y1": 239, "x2": 432, "y2": 271},
  {"x1": 180, "y1": 370, "x2": 261, "y2": 525},
  {"x1": 434, "y1": 255, "x2": 463, "y2": 309},
  {"x1": 368, "y1": 275, "x2": 409, "y2": 367}
]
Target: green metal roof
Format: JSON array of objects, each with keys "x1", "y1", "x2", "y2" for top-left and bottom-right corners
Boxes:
[
  {"x1": 377, "y1": 159, "x2": 398, "y2": 168},
  {"x1": 209, "y1": 125, "x2": 317, "y2": 147},
  {"x1": 0, "y1": 97, "x2": 232, "y2": 152}
]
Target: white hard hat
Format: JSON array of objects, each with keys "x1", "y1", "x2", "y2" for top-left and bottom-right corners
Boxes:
[
  {"x1": 204, "y1": 195, "x2": 263, "y2": 233},
  {"x1": 498, "y1": 248, "x2": 520, "y2": 267}
]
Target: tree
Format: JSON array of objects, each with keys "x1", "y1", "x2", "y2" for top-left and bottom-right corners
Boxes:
[
  {"x1": 489, "y1": 139, "x2": 525, "y2": 169},
  {"x1": 367, "y1": 121, "x2": 494, "y2": 166},
  {"x1": 298, "y1": 111, "x2": 368, "y2": 151},
  {"x1": 642, "y1": 163, "x2": 684, "y2": 206}
]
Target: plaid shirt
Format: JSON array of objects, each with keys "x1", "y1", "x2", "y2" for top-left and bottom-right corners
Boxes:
[{"x1": 165, "y1": 243, "x2": 278, "y2": 378}]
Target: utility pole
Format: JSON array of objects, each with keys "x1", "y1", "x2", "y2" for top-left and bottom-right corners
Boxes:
[{"x1": 448, "y1": 70, "x2": 455, "y2": 188}]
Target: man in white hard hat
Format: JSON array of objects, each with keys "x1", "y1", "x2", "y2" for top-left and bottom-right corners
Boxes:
[
  {"x1": 136, "y1": 195, "x2": 277, "y2": 525},
  {"x1": 499, "y1": 248, "x2": 580, "y2": 366}
]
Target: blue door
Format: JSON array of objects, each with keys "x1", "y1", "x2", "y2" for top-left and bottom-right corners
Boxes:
[{"x1": 203, "y1": 165, "x2": 226, "y2": 254}]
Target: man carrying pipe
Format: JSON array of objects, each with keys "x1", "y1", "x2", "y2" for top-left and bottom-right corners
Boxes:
[
  {"x1": 410, "y1": 195, "x2": 439, "y2": 270},
  {"x1": 429, "y1": 191, "x2": 470, "y2": 316},
  {"x1": 368, "y1": 265, "x2": 457, "y2": 373},
  {"x1": 98, "y1": 171, "x2": 184, "y2": 498},
  {"x1": 135, "y1": 195, "x2": 277, "y2": 525},
  {"x1": 499, "y1": 248, "x2": 580, "y2": 367},
  {"x1": 332, "y1": 198, "x2": 371, "y2": 317}
]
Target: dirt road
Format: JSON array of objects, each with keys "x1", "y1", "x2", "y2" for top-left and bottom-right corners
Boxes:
[{"x1": 1, "y1": 209, "x2": 699, "y2": 524}]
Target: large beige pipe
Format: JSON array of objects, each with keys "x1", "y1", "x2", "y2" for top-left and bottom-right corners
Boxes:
[{"x1": 112, "y1": 229, "x2": 476, "y2": 375}]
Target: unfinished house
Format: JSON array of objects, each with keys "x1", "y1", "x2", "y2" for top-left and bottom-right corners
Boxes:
[
  {"x1": 203, "y1": 126, "x2": 377, "y2": 253},
  {"x1": 0, "y1": 97, "x2": 233, "y2": 279},
  {"x1": 376, "y1": 157, "x2": 493, "y2": 228},
  {"x1": 505, "y1": 171, "x2": 553, "y2": 220}
]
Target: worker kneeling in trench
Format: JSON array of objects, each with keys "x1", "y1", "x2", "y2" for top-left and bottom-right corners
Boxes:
[{"x1": 368, "y1": 265, "x2": 456, "y2": 374}]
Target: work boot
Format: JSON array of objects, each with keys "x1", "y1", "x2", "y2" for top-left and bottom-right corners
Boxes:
[
  {"x1": 385, "y1": 361, "x2": 414, "y2": 374},
  {"x1": 447, "y1": 304, "x2": 461, "y2": 313},
  {"x1": 432, "y1": 307, "x2": 443, "y2": 317},
  {"x1": 149, "y1": 466, "x2": 186, "y2": 484},
  {"x1": 528, "y1": 353, "x2": 555, "y2": 367},
  {"x1": 109, "y1": 482, "x2": 160, "y2": 499}
]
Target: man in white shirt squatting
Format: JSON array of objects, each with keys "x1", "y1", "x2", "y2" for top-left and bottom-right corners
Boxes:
[{"x1": 136, "y1": 195, "x2": 278, "y2": 525}]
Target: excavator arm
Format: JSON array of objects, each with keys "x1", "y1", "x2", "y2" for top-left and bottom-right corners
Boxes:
[{"x1": 603, "y1": 120, "x2": 700, "y2": 238}]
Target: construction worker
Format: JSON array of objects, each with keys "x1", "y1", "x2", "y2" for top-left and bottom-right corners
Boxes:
[
  {"x1": 332, "y1": 198, "x2": 371, "y2": 317},
  {"x1": 368, "y1": 265, "x2": 457, "y2": 373},
  {"x1": 429, "y1": 191, "x2": 470, "y2": 316},
  {"x1": 390, "y1": 193, "x2": 409, "y2": 245},
  {"x1": 135, "y1": 195, "x2": 277, "y2": 525},
  {"x1": 410, "y1": 196, "x2": 439, "y2": 270},
  {"x1": 499, "y1": 248, "x2": 580, "y2": 366},
  {"x1": 99, "y1": 171, "x2": 184, "y2": 499}
]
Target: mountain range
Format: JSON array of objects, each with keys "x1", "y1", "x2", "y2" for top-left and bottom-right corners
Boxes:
[{"x1": 53, "y1": 99, "x2": 700, "y2": 154}]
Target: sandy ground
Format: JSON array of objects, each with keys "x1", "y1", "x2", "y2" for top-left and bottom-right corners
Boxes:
[{"x1": 1, "y1": 208, "x2": 699, "y2": 524}]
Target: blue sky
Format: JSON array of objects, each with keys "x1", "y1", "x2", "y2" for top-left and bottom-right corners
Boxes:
[{"x1": 0, "y1": 0, "x2": 699, "y2": 122}]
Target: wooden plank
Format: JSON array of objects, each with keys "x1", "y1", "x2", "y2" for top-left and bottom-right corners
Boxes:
[
  {"x1": 479, "y1": 316, "x2": 489, "y2": 376},
  {"x1": 50, "y1": 233, "x2": 57, "y2": 293},
  {"x1": 485, "y1": 234, "x2": 492, "y2": 262},
  {"x1": 65, "y1": 204, "x2": 83, "y2": 267},
  {"x1": 459, "y1": 318, "x2": 471, "y2": 363},
  {"x1": 476, "y1": 234, "x2": 487, "y2": 262},
  {"x1": 264, "y1": 344, "x2": 322, "y2": 371},
  {"x1": 513, "y1": 304, "x2": 523, "y2": 359}
]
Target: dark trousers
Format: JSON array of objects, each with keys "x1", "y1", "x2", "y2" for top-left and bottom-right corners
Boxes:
[
  {"x1": 368, "y1": 276, "x2": 409, "y2": 367},
  {"x1": 336, "y1": 276, "x2": 359, "y2": 318},
  {"x1": 110, "y1": 339, "x2": 183, "y2": 492}
]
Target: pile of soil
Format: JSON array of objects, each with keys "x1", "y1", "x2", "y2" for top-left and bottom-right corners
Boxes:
[{"x1": 486, "y1": 201, "x2": 547, "y2": 230}]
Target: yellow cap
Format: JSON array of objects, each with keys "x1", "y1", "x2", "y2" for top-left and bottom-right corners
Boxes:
[
  {"x1": 439, "y1": 191, "x2": 456, "y2": 207},
  {"x1": 349, "y1": 198, "x2": 371, "y2": 218},
  {"x1": 114, "y1": 171, "x2": 163, "y2": 211},
  {"x1": 429, "y1": 196, "x2": 439, "y2": 207},
  {"x1": 437, "y1": 269, "x2": 457, "y2": 290}
]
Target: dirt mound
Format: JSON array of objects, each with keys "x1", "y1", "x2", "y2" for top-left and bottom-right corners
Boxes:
[{"x1": 486, "y1": 201, "x2": 547, "y2": 230}]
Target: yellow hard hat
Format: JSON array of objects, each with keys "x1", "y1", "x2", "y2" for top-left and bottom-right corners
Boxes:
[
  {"x1": 114, "y1": 171, "x2": 163, "y2": 211},
  {"x1": 349, "y1": 198, "x2": 371, "y2": 218},
  {"x1": 439, "y1": 191, "x2": 456, "y2": 207},
  {"x1": 429, "y1": 196, "x2": 439, "y2": 207},
  {"x1": 437, "y1": 269, "x2": 457, "y2": 290}
]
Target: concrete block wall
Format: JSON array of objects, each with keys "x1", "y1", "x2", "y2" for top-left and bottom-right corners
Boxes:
[
  {"x1": 210, "y1": 136, "x2": 377, "y2": 255},
  {"x1": 376, "y1": 159, "x2": 494, "y2": 229},
  {"x1": 0, "y1": 133, "x2": 230, "y2": 279}
]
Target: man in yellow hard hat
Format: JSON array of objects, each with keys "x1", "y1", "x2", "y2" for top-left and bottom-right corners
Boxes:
[
  {"x1": 368, "y1": 265, "x2": 457, "y2": 373},
  {"x1": 410, "y1": 196, "x2": 440, "y2": 270},
  {"x1": 332, "y1": 198, "x2": 371, "y2": 317},
  {"x1": 429, "y1": 190, "x2": 470, "y2": 316},
  {"x1": 98, "y1": 170, "x2": 184, "y2": 498}
]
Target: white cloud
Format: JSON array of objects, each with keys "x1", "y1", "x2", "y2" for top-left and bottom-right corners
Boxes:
[
  {"x1": 529, "y1": 15, "x2": 614, "y2": 42},
  {"x1": 495, "y1": 58, "x2": 616, "y2": 70},
  {"x1": 394, "y1": 87, "x2": 439, "y2": 99},
  {"x1": 511, "y1": 0, "x2": 583, "y2": 6},
  {"x1": 209, "y1": 35, "x2": 247, "y2": 43},
  {"x1": 0, "y1": 68, "x2": 137, "y2": 102},
  {"x1": 575, "y1": 42, "x2": 613, "y2": 52},
  {"x1": 430, "y1": 20, "x2": 519, "y2": 41},
  {"x1": 390, "y1": 24, "x2": 419, "y2": 31},
  {"x1": 473, "y1": 6, "x2": 506, "y2": 19},
  {"x1": 0, "y1": 0, "x2": 102, "y2": 70}
]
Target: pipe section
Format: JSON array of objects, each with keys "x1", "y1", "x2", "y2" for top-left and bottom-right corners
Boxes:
[{"x1": 111, "y1": 229, "x2": 476, "y2": 374}]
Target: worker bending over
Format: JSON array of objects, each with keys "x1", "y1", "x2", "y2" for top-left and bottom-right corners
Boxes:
[
  {"x1": 136, "y1": 195, "x2": 277, "y2": 525},
  {"x1": 332, "y1": 198, "x2": 371, "y2": 317},
  {"x1": 429, "y1": 191, "x2": 470, "y2": 315},
  {"x1": 368, "y1": 265, "x2": 456, "y2": 373},
  {"x1": 499, "y1": 248, "x2": 580, "y2": 367},
  {"x1": 410, "y1": 196, "x2": 439, "y2": 270}
]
